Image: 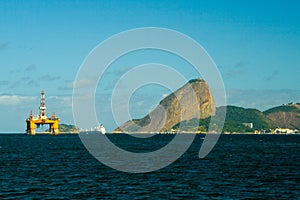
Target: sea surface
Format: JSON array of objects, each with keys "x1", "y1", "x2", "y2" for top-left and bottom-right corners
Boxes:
[{"x1": 0, "y1": 134, "x2": 299, "y2": 199}]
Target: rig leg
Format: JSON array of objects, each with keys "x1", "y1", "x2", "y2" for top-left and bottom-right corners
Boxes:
[{"x1": 26, "y1": 121, "x2": 36, "y2": 135}]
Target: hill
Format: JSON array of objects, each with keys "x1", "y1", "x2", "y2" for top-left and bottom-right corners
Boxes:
[
  {"x1": 113, "y1": 78, "x2": 215, "y2": 133},
  {"x1": 264, "y1": 103, "x2": 300, "y2": 130},
  {"x1": 58, "y1": 124, "x2": 79, "y2": 133},
  {"x1": 112, "y1": 78, "x2": 298, "y2": 134},
  {"x1": 45, "y1": 124, "x2": 79, "y2": 133},
  {"x1": 221, "y1": 106, "x2": 277, "y2": 132},
  {"x1": 172, "y1": 106, "x2": 277, "y2": 133}
]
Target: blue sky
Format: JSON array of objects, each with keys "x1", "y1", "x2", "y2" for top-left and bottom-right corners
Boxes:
[{"x1": 0, "y1": 0, "x2": 299, "y2": 132}]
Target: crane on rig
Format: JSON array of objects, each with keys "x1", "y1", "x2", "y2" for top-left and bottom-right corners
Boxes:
[{"x1": 26, "y1": 90, "x2": 60, "y2": 135}]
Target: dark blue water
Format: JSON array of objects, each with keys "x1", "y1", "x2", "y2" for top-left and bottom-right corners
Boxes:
[{"x1": 0, "y1": 134, "x2": 299, "y2": 199}]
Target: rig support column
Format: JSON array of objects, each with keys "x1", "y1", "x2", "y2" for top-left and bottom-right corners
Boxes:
[{"x1": 26, "y1": 120, "x2": 36, "y2": 135}]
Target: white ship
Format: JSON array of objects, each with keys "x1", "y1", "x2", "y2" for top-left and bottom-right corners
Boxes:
[{"x1": 93, "y1": 124, "x2": 106, "y2": 134}]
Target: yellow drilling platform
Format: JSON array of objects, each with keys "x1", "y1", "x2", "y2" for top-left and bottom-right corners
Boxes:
[{"x1": 26, "y1": 90, "x2": 60, "y2": 135}]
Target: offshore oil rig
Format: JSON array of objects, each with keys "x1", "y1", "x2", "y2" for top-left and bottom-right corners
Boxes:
[{"x1": 26, "y1": 90, "x2": 60, "y2": 135}]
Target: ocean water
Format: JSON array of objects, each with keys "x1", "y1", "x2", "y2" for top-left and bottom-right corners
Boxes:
[{"x1": 0, "y1": 134, "x2": 299, "y2": 199}]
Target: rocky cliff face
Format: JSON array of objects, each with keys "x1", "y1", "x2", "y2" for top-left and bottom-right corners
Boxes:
[
  {"x1": 264, "y1": 103, "x2": 300, "y2": 130},
  {"x1": 114, "y1": 78, "x2": 216, "y2": 133}
]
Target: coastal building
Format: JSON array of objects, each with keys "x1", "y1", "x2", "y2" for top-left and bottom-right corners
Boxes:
[
  {"x1": 242, "y1": 123, "x2": 253, "y2": 129},
  {"x1": 272, "y1": 128, "x2": 299, "y2": 134}
]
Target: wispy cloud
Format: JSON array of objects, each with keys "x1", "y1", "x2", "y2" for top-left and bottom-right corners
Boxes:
[
  {"x1": 233, "y1": 61, "x2": 249, "y2": 69},
  {"x1": 9, "y1": 64, "x2": 36, "y2": 75},
  {"x1": 8, "y1": 81, "x2": 21, "y2": 89},
  {"x1": 73, "y1": 78, "x2": 95, "y2": 89},
  {"x1": 7, "y1": 77, "x2": 38, "y2": 89},
  {"x1": 48, "y1": 95, "x2": 72, "y2": 106},
  {"x1": 58, "y1": 82, "x2": 74, "y2": 91},
  {"x1": 110, "y1": 66, "x2": 132, "y2": 76},
  {"x1": 0, "y1": 94, "x2": 72, "y2": 111},
  {"x1": 265, "y1": 69, "x2": 279, "y2": 81},
  {"x1": 58, "y1": 78, "x2": 98, "y2": 91},
  {"x1": 223, "y1": 61, "x2": 249, "y2": 78},
  {"x1": 39, "y1": 75, "x2": 61, "y2": 82},
  {"x1": 25, "y1": 79, "x2": 39, "y2": 87},
  {"x1": 0, "y1": 94, "x2": 37, "y2": 105}
]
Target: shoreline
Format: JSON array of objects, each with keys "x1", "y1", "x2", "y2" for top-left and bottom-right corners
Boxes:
[{"x1": 0, "y1": 132, "x2": 299, "y2": 135}]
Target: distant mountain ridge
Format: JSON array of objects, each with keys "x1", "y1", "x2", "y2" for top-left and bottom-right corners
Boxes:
[
  {"x1": 264, "y1": 103, "x2": 300, "y2": 131},
  {"x1": 175, "y1": 103, "x2": 300, "y2": 133},
  {"x1": 113, "y1": 78, "x2": 299, "y2": 133}
]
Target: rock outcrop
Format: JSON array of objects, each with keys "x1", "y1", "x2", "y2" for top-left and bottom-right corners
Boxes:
[
  {"x1": 264, "y1": 103, "x2": 300, "y2": 130},
  {"x1": 113, "y1": 78, "x2": 215, "y2": 133}
]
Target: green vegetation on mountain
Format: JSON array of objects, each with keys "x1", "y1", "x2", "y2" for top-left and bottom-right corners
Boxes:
[
  {"x1": 222, "y1": 106, "x2": 277, "y2": 131},
  {"x1": 59, "y1": 124, "x2": 79, "y2": 133},
  {"x1": 173, "y1": 106, "x2": 277, "y2": 133},
  {"x1": 172, "y1": 117, "x2": 211, "y2": 132}
]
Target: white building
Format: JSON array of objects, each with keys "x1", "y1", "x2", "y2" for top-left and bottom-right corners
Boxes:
[
  {"x1": 273, "y1": 128, "x2": 299, "y2": 134},
  {"x1": 243, "y1": 123, "x2": 253, "y2": 129}
]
